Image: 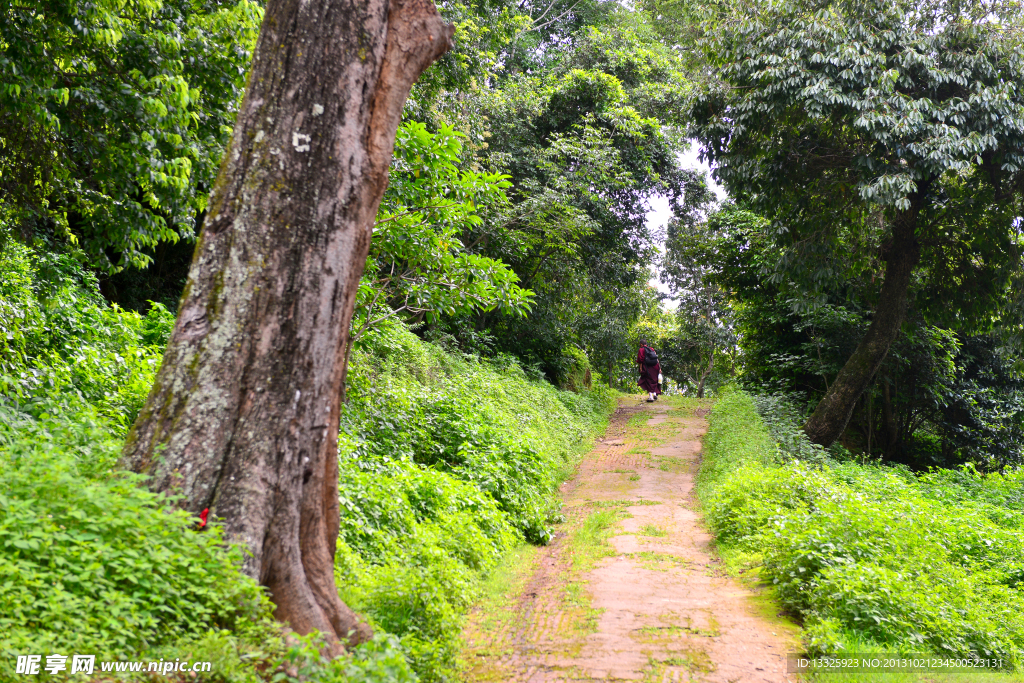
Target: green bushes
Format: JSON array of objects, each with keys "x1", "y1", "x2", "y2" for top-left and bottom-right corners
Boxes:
[
  {"x1": 0, "y1": 243, "x2": 281, "y2": 679},
  {"x1": 0, "y1": 243, "x2": 173, "y2": 435},
  {"x1": 699, "y1": 387, "x2": 1024, "y2": 671},
  {"x1": 335, "y1": 323, "x2": 614, "y2": 680},
  {"x1": 332, "y1": 459, "x2": 516, "y2": 677},
  {"x1": 0, "y1": 242, "x2": 613, "y2": 682},
  {"x1": 0, "y1": 412, "x2": 270, "y2": 659}
]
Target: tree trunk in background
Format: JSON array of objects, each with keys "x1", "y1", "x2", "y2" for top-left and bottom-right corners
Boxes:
[
  {"x1": 803, "y1": 208, "x2": 921, "y2": 447},
  {"x1": 881, "y1": 378, "x2": 899, "y2": 458},
  {"x1": 866, "y1": 388, "x2": 872, "y2": 457},
  {"x1": 121, "y1": 0, "x2": 453, "y2": 649},
  {"x1": 696, "y1": 350, "x2": 714, "y2": 398}
]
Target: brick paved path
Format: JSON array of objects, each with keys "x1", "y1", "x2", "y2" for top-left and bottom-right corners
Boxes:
[{"x1": 460, "y1": 397, "x2": 799, "y2": 683}]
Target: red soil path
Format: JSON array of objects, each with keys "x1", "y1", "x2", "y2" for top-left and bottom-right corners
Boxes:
[{"x1": 461, "y1": 397, "x2": 800, "y2": 683}]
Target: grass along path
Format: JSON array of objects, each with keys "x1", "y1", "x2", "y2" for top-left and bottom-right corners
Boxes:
[{"x1": 459, "y1": 395, "x2": 800, "y2": 682}]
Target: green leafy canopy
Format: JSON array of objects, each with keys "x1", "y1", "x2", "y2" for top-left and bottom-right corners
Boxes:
[
  {"x1": 690, "y1": 0, "x2": 1024, "y2": 320},
  {"x1": 353, "y1": 121, "x2": 533, "y2": 346},
  {"x1": 0, "y1": 0, "x2": 262, "y2": 271}
]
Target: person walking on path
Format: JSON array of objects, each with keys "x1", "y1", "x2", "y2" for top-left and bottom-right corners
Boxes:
[{"x1": 637, "y1": 340, "x2": 662, "y2": 402}]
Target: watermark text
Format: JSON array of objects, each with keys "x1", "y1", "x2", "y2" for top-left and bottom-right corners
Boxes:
[{"x1": 15, "y1": 655, "x2": 212, "y2": 676}]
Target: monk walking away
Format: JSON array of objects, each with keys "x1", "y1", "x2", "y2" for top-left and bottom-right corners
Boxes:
[{"x1": 637, "y1": 340, "x2": 661, "y2": 402}]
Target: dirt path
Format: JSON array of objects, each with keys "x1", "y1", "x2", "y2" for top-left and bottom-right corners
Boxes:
[{"x1": 461, "y1": 397, "x2": 799, "y2": 683}]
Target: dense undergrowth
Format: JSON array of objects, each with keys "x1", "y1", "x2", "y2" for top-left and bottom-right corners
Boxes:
[
  {"x1": 333, "y1": 324, "x2": 613, "y2": 679},
  {"x1": 698, "y1": 387, "x2": 1024, "y2": 672},
  {"x1": 0, "y1": 242, "x2": 613, "y2": 682}
]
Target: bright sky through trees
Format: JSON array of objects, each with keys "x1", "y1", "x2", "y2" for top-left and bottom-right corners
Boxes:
[{"x1": 647, "y1": 143, "x2": 726, "y2": 304}]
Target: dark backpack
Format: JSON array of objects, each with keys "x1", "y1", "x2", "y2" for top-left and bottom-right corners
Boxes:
[{"x1": 642, "y1": 346, "x2": 658, "y2": 366}]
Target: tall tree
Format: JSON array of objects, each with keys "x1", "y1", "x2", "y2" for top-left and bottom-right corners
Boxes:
[
  {"x1": 689, "y1": 0, "x2": 1024, "y2": 446},
  {"x1": 470, "y1": 16, "x2": 687, "y2": 374},
  {"x1": 661, "y1": 174, "x2": 735, "y2": 397},
  {"x1": 121, "y1": 0, "x2": 453, "y2": 649}
]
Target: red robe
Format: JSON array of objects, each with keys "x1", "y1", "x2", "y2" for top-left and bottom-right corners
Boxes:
[{"x1": 637, "y1": 347, "x2": 661, "y2": 393}]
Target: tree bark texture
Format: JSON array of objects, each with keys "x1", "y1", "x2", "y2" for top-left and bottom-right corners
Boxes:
[
  {"x1": 803, "y1": 208, "x2": 921, "y2": 447},
  {"x1": 121, "y1": 0, "x2": 453, "y2": 648}
]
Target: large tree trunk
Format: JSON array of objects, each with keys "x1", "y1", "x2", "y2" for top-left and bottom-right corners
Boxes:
[
  {"x1": 121, "y1": 0, "x2": 453, "y2": 649},
  {"x1": 803, "y1": 208, "x2": 921, "y2": 447}
]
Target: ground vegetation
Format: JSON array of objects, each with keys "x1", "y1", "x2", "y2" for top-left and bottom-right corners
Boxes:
[
  {"x1": 700, "y1": 387, "x2": 1024, "y2": 671},
  {"x1": 0, "y1": 242, "x2": 612, "y2": 681}
]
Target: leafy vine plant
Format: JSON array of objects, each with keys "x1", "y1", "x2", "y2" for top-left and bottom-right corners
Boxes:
[{"x1": 347, "y1": 122, "x2": 535, "y2": 360}]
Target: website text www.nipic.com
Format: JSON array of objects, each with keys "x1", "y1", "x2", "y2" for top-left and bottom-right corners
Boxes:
[{"x1": 15, "y1": 655, "x2": 212, "y2": 676}]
